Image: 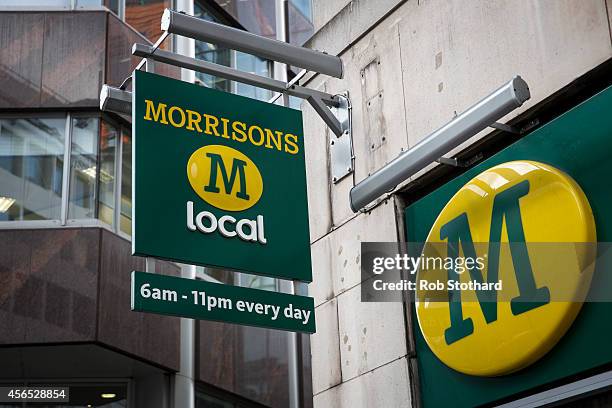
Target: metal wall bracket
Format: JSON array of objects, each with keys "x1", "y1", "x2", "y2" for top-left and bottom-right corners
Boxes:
[
  {"x1": 490, "y1": 119, "x2": 540, "y2": 135},
  {"x1": 329, "y1": 93, "x2": 353, "y2": 183},
  {"x1": 436, "y1": 153, "x2": 483, "y2": 168},
  {"x1": 102, "y1": 9, "x2": 352, "y2": 152},
  {"x1": 490, "y1": 122, "x2": 521, "y2": 134},
  {"x1": 133, "y1": 44, "x2": 340, "y2": 107}
]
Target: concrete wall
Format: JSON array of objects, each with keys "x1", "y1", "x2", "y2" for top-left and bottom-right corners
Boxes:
[{"x1": 303, "y1": 1, "x2": 612, "y2": 407}]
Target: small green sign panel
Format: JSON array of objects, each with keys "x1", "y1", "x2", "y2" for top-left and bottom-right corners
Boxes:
[
  {"x1": 132, "y1": 70, "x2": 312, "y2": 281},
  {"x1": 131, "y1": 272, "x2": 316, "y2": 333}
]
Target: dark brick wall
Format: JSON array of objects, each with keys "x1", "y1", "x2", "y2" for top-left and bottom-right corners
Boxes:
[
  {"x1": 0, "y1": 228, "x2": 99, "y2": 343},
  {"x1": 0, "y1": 228, "x2": 180, "y2": 371},
  {"x1": 0, "y1": 11, "x2": 106, "y2": 109},
  {"x1": 198, "y1": 321, "x2": 292, "y2": 408},
  {"x1": 97, "y1": 229, "x2": 180, "y2": 371}
]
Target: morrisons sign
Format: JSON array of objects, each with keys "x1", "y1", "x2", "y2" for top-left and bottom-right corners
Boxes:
[
  {"x1": 132, "y1": 70, "x2": 312, "y2": 282},
  {"x1": 416, "y1": 161, "x2": 596, "y2": 377}
]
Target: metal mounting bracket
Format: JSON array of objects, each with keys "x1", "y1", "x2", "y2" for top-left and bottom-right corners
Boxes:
[
  {"x1": 306, "y1": 95, "x2": 343, "y2": 136},
  {"x1": 436, "y1": 153, "x2": 483, "y2": 168},
  {"x1": 329, "y1": 93, "x2": 353, "y2": 183},
  {"x1": 490, "y1": 122, "x2": 521, "y2": 134},
  {"x1": 103, "y1": 8, "x2": 354, "y2": 149},
  {"x1": 489, "y1": 119, "x2": 540, "y2": 135}
]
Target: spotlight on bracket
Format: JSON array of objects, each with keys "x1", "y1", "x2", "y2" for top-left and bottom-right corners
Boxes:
[
  {"x1": 100, "y1": 84, "x2": 132, "y2": 116},
  {"x1": 349, "y1": 76, "x2": 530, "y2": 212}
]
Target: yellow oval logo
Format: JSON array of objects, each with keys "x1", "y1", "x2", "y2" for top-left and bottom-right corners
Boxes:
[
  {"x1": 187, "y1": 145, "x2": 263, "y2": 212},
  {"x1": 416, "y1": 161, "x2": 596, "y2": 376}
]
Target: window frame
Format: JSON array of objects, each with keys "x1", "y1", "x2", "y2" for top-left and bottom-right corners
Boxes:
[
  {"x1": 0, "y1": 111, "x2": 132, "y2": 240},
  {"x1": 0, "y1": 1, "x2": 107, "y2": 11},
  {"x1": 66, "y1": 113, "x2": 102, "y2": 224},
  {"x1": 192, "y1": 0, "x2": 274, "y2": 102},
  {"x1": 0, "y1": 112, "x2": 69, "y2": 226}
]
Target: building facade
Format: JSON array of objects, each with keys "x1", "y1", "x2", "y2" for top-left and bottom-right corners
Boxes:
[
  {"x1": 0, "y1": 1, "x2": 313, "y2": 407},
  {"x1": 300, "y1": 1, "x2": 612, "y2": 407},
  {"x1": 2, "y1": 0, "x2": 612, "y2": 407}
]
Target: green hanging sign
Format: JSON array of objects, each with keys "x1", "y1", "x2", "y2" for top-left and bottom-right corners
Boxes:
[
  {"x1": 132, "y1": 70, "x2": 312, "y2": 282},
  {"x1": 131, "y1": 272, "x2": 316, "y2": 333}
]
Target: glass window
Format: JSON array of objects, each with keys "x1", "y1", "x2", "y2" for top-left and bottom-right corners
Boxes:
[
  {"x1": 235, "y1": 52, "x2": 272, "y2": 101},
  {"x1": 288, "y1": 0, "x2": 314, "y2": 45},
  {"x1": 98, "y1": 121, "x2": 118, "y2": 227},
  {"x1": 195, "y1": 390, "x2": 233, "y2": 408},
  {"x1": 194, "y1": 41, "x2": 232, "y2": 92},
  {"x1": 193, "y1": 3, "x2": 232, "y2": 93},
  {"x1": 68, "y1": 117, "x2": 99, "y2": 220},
  {"x1": 194, "y1": 1, "x2": 273, "y2": 102},
  {"x1": 288, "y1": 95, "x2": 303, "y2": 110},
  {"x1": 0, "y1": 117, "x2": 65, "y2": 221},
  {"x1": 0, "y1": 114, "x2": 132, "y2": 237},
  {"x1": 238, "y1": 273, "x2": 276, "y2": 292},
  {"x1": 0, "y1": 0, "x2": 71, "y2": 6},
  {"x1": 222, "y1": 0, "x2": 276, "y2": 40},
  {"x1": 197, "y1": 268, "x2": 276, "y2": 291},
  {"x1": 120, "y1": 129, "x2": 132, "y2": 235},
  {"x1": 290, "y1": 0, "x2": 312, "y2": 20},
  {"x1": 196, "y1": 266, "x2": 234, "y2": 285},
  {"x1": 75, "y1": 0, "x2": 103, "y2": 6}
]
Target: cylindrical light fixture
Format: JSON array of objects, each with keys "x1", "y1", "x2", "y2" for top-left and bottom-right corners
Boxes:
[
  {"x1": 161, "y1": 9, "x2": 343, "y2": 79},
  {"x1": 349, "y1": 76, "x2": 531, "y2": 212},
  {"x1": 100, "y1": 85, "x2": 132, "y2": 116}
]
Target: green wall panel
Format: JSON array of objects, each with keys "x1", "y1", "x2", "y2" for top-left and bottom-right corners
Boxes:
[{"x1": 405, "y1": 85, "x2": 612, "y2": 408}]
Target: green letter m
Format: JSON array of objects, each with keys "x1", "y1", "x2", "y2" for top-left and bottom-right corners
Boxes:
[
  {"x1": 441, "y1": 180, "x2": 550, "y2": 345},
  {"x1": 204, "y1": 153, "x2": 250, "y2": 200}
]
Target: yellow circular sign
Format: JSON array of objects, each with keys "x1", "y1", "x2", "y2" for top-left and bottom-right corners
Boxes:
[
  {"x1": 416, "y1": 160, "x2": 596, "y2": 376},
  {"x1": 187, "y1": 144, "x2": 263, "y2": 212}
]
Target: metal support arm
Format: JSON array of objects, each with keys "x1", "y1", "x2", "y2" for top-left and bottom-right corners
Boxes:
[
  {"x1": 490, "y1": 122, "x2": 520, "y2": 134},
  {"x1": 161, "y1": 9, "x2": 343, "y2": 79},
  {"x1": 307, "y1": 96, "x2": 344, "y2": 137},
  {"x1": 103, "y1": 8, "x2": 352, "y2": 142},
  {"x1": 133, "y1": 44, "x2": 341, "y2": 107}
]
